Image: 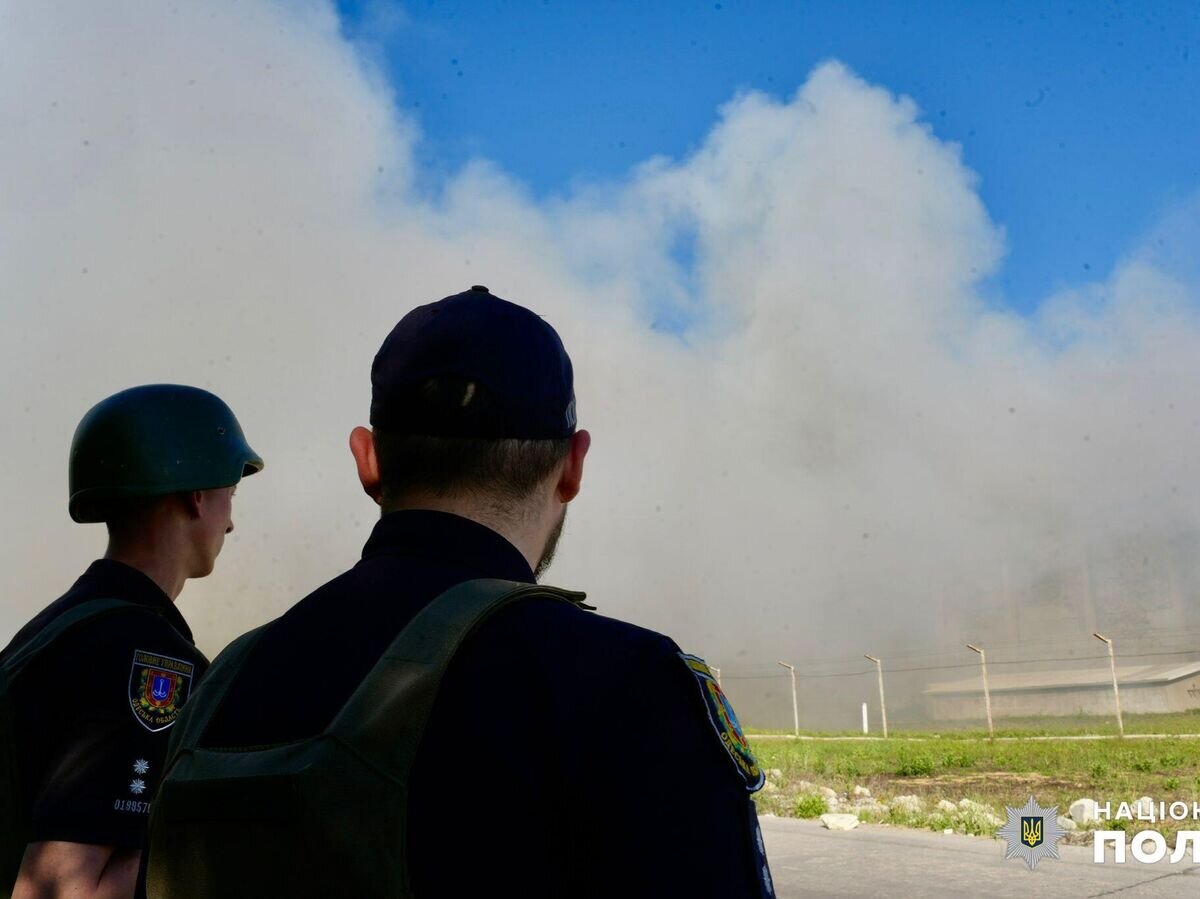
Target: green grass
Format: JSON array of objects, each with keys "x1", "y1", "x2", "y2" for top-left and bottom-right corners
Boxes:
[
  {"x1": 792, "y1": 794, "x2": 828, "y2": 819},
  {"x1": 750, "y1": 730, "x2": 1200, "y2": 843}
]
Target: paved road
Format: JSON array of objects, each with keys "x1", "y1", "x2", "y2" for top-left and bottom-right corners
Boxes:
[
  {"x1": 752, "y1": 734, "x2": 1200, "y2": 742},
  {"x1": 761, "y1": 816, "x2": 1200, "y2": 898}
]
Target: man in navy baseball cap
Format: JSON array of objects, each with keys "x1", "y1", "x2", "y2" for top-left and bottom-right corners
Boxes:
[
  {"x1": 369, "y1": 284, "x2": 577, "y2": 439},
  {"x1": 355, "y1": 284, "x2": 585, "y2": 576},
  {"x1": 143, "y1": 286, "x2": 774, "y2": 898}
]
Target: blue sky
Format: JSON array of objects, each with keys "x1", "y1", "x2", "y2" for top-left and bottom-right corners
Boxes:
[{"x1": 336, "y1": 0, "x2": 1198, "y2": 314}]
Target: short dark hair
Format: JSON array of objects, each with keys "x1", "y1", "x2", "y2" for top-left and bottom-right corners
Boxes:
[
  {"x1": 373, "y1": 430, "x2": 570, "y2": 505},
  {"x1": 371, "y1": 376, "x2": 570, "y2": 504}
]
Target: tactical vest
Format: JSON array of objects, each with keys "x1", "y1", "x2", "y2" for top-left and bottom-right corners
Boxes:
[
  {"x1": 143, "y1": 579, "x2": 588, "y2": 899},
  {"x1": 0, "y1": 598, "x2": 139, "y2": 898}
]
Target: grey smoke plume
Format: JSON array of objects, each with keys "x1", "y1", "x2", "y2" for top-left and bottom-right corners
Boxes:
[{"x1": 3, "y1": 3, "x2": 1198, "y2": 724}]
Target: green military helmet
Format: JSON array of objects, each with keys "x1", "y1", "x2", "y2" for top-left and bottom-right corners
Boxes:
[{"x1": 68, "y1": 384, "x2": 264, "y2": 523}]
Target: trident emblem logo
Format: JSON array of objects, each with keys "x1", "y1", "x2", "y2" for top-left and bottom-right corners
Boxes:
[
  {"x1": 1021, "y1": 816, "x2": 1043, "y2": 848},
  {"x1": 999, "y1": 798, "x2": 1063, "y2": 869}
]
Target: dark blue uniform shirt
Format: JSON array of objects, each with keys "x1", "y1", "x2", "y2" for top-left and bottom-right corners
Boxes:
[
  {"x1": 200, "y1": 510, "x2": 774, "y2": 897},
  {"x1": 0, "y1": 560, "x2": 208, "y2": 847}
]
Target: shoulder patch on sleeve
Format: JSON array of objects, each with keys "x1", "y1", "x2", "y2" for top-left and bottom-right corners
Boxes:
[
  {"x1": 678, "y1": 653, "x2": 764, "y2": 791},
  {"x1": 128, "y1": 649, "x2": 195, "y2": 732}
]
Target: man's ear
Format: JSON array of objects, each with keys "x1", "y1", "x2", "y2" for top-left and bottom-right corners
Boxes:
[
  {"x1": 185, "y1": 490, "x2": 204, "y2": 519},
  {"x1": 556, "y1": 429, "x2": 590, "y2": 504},
  {"x1": 349, "y1": 426, "x2": 383, "y2": 504}
]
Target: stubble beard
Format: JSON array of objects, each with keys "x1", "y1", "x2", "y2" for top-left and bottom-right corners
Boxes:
[{"x1": 535, "y1": 507, "x2": 567, "y2": 580}]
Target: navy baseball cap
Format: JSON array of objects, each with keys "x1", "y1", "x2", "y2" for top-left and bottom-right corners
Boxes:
[{"x1": 370, "y1": 285, "x2": 577, "y2": 439}]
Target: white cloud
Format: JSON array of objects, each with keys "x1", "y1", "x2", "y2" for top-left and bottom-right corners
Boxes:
[{"x1": 2, "y1": 2, "x2": 1197, "y2": 724}]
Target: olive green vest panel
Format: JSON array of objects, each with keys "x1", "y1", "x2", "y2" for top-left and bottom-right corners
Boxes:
[
  {"x1": 144, "y1": 578, "x2": 587, "y2": 899},
  {"x1": 0, "y1": 598, "x2": 139, "y2": 899}
]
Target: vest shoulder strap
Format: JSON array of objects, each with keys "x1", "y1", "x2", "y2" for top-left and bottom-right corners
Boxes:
[
  {"x1": 332, "y1": 578, "x2": 587, "y2": 779},
  {"x1": 1, "y1": 597, "x2": 143, "y2": 898},
  {"x1": 1, "y1": 598, "x2": 142, "y2": 682},
  {"x1": 163, "y1": 624, "x2": 270, "y2": 766}
]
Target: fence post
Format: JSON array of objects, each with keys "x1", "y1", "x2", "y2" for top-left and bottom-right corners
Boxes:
[
  {"x1": 966, "y1": 643, "x2": 994, "y2": 739},
  {"x1": 1093, "y1": 632, "x2": 1124, "y2": 737},
  {"x1": 777, "y1": 661, "x2": 798, "y2": 736},
  {"x1": 864, "y1": 654, "x2": 888, "y2": 738}
]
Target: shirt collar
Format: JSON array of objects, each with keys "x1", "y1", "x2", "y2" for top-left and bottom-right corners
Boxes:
[
  {"x1": 361, "y1": 509, "x2": 535, "y2": 584},
  {"x1": 77, "y1": 559, "x2": 195, "y2": 642}
]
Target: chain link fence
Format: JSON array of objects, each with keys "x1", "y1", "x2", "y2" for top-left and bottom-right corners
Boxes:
[{"x1": 717, "y1": 627, "x2": 1200, "y2": 734}]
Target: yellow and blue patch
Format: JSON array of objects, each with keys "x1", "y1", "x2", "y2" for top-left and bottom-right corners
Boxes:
[
  {"x1": 1021, "y1": 815, "x2": 1044, "y2": 848},
  {"x1": 679, "y1": 653, "x2": 764, "y2": 791}
]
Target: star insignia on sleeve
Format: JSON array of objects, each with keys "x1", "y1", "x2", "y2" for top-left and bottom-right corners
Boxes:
[
  {"x1": 129, "y1": 779, "x2": 147, "y2": 795},
  {"x1": 133, "y1": 758, "x2": 150, "y2": 775}
]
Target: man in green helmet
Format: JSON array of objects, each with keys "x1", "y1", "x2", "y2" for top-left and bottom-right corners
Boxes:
[{"x1": 0, "y1": 384, "x2": 262, "y2": 899}]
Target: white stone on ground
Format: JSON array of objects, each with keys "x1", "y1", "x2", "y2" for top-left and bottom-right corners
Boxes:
[
  {"x1": 852, "y1": 785, "x2": 871, "y2": 797},
  {"x1": 1132, "y1": 796, "x2": 1155, "y2": 818},
  {"x1": 819, "y1": 813, "x2": 859, "y2": 831},
  {"x1": 1069, "y1": 798, "x2": 1099, "y2": 824},
  {"x1": 1057, "y1": 816, "x2": 1077, "y2": 832},
  {"x1": 819, "y1": 786, "x2": 838, "y2": 801}
]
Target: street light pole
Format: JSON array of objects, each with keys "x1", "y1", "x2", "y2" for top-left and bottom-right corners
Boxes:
[
  {"x1": 777, "y1": 661, "x2": 798, "y2": 736},
  {"x1": 1093, "y1": 632, "x2": 1124, "y2": 738},
  {"x1": 864, "y1": 654, "x2": 888, "y2": 738},
  {"x1": 966, "y1": 644, "x2": 994, "y2": 740}
]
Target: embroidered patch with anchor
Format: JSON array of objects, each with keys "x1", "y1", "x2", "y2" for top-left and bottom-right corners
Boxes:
[
  {"x1": 679, "y1": 653, "x2": 764, "y2": 791},
  {"x1": 129, "y1": 649, "x2": 195, "y2": 732}
]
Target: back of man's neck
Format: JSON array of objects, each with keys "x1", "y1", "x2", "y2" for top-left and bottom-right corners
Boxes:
[
  {"x1": 381, "y1": 496, "x2": 541, "y2": 575},
  {"x1": 103, "y1": 546, "x2": 187, "y2": 602}
]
